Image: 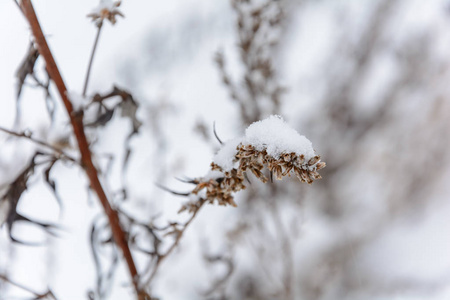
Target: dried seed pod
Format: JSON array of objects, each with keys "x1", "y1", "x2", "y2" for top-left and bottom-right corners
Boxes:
[
  {"x1": 282, "y1": 153, "x2": 291, "y2": 162},
  {"x1": 293, "y1": 167, "x2": 304, "y2": 183},
  {"x1": 274, "y1": 165, "x2": 283, "y2": 180},
  {"x1": 248, "y1": 167, "x2": 266, "y2": 183},
  {"x1": 282, "y1": 165, "x2": 293, "y2": 176},
  {"x1": 316, "y1": 161, "x2": 326, "y2": 170},
  {"x1": 296, "y1": 168, "x2": 309, "y2": 183},
  {"x1": 251, "y1": 162, "x2": 264, "y2": 171},
  {"x1": 295, "y1": 154, "x2": 305, "y2": 166},
  {"x1": 309, "y1": 170, "x2": 322, "y2": 180},
  {"x1": 227, "y1": 197, "x2": 237, "y2": 207},
  {"x1": 308, "y1": 155, "x2": 320, "y2": 166}
]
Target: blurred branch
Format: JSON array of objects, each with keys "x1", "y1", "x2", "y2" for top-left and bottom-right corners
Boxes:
[
  {"x1": 83, "y1": 22, "x2": 103, "y2": 97},
  {"x1": 12, "y1": 0, "x2": 20, "y2": 9},
  {"x1": 145, "y1": 201, "x2": 205, "y2": 285},
  {"x1": 216, "y1": 0, "x2": 286, "y2": 124},
  {"x1": 0, "y1": 126, "x2": 77, "y2": 163},
  {"x1": 270, "y1": 201, "x2": 294, "y2": 300},
  {"x1": 0, "y1": 274, "x2": 57, "y2": 299},
  {"x1": 19, "y1": 1, "x2": 146, "y2": 298},
  {"x1": 201, "y1": 253, "x2": 235, "y2": 297}
]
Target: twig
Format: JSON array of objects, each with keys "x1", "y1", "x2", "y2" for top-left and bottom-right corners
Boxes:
[
  {"x1": 145, "y1": 201, "x2": 205, "y2": 285},
  {"x1": 213, "y1": 121, "x2": 223, "y2": 144},
  {"x1": 83, "y1": 22, "x2": 103, "y2": 97},
  {"x1": 0, "y1": 274, "x2": 55, "y2": 299},
  {"x1": 12, "y1": 0, "x2": 20, "y2": 9},
  {"x1": 201, "y1": 254, "x2": 234, "y2": 296},
  {"x1": 0, "y1": 126, "x2": 77, "y2": 163},
  {"x1": 19, "y1": 1, "x2": 145, "y2": 298},
  {"x1": 270, "y1": 201, "x2": 294, "y2": 300}
]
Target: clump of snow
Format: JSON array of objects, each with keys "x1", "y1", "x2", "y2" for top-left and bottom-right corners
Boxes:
[
  {"x1": 243, "y1": 115, "x2": 315, "y2": 160},
  {"x1": 66, "y1": 91, "x2": 87, "y2": 111},
  {"x1": 212, "y1": 116, "x2": 316, "y2": 171},
  {"x1": 212, "y1": 138, "x2": 241, "y2": 171}
]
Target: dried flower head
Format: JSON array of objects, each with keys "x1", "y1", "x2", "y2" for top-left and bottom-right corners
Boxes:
[
  {"x1": 175, "y1": 116, "x2": 326, "y2": 211},
  {"x1": 87, "y1": 0, "x2": 124, "y2": 26}
]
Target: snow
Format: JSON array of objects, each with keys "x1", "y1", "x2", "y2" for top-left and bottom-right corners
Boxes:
[
  {"x1": 242, "y1": 115, "x2": 315, "y2": 160},
  {"x1": 212, "y1": 137, "x2": 241, "y2": 171},
  {"x1": 66, "y1": 91, "x2": 87, "y2": 111},
  {"x1": 89, "y1": 0, "x2": 120, "y2": 16}
]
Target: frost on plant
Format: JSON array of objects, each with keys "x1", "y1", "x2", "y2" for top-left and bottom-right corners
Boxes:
[
  {"x1": 87, "y1": 0, "x2": 123, "y2": 26},
  {"x1": 178, "y1": 115, "x2": 326, "y2": 212}
]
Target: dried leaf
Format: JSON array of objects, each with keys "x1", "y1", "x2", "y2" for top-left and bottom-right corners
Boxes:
[
  {"x1": 1, "y1": 152, "x2": 60, "y2": 244},
  {"x1": 85, "y1": 108, "x2": 115, "y2": 128}
]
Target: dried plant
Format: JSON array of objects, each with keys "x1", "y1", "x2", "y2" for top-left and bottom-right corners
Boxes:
[
  {"x1": 216, "y1": 0, "x2": 286, "y2": 124},
  {"x1": 87, "y1": 0, "x2": 124, "y2": 26},
  {"x1": 0, "y1": 0, "x2": 345, "y2": 299},
  {"x1": 0, "y1": 274, "x2": 57, "y2": 300},
  {"x1": 173, "y1": 115, "x2": 325, "y2": 214},
  {"x1": 1, "y1": 1, "x2": 325, "y2": 299}
]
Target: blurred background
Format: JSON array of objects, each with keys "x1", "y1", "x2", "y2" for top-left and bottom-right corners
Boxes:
[{"x1": 1, "y1": 0, "x2": 450, "y2": 299}]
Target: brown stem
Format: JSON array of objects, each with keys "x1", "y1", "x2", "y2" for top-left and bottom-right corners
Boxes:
[{"x1": 19, "y1": 1, "x2": 144, "y2": 297}]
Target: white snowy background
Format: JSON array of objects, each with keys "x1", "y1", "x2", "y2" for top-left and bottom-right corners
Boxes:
[{"x1": 2, "y1": 0, "x2": 450, "y2": 299}]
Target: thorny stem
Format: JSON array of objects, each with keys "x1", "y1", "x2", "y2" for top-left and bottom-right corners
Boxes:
[
  {"x1": 19, "y1": 1, "x2": 145, "y2": 298},
  {"x1": 0, "y1": 126, "x2": 77, "y2": 163},
  {"x1": 82, "y1": 22, "x2": 103, "y2": 97}
]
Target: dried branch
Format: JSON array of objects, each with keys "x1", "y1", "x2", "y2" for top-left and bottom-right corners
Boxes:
[
  {"x1": 90, "y1": 215, "x2": 119, "y2": 299},
  {"x1": 83, "y1": 22, "x2": 103, "y2": 97},
  {"x1": 0, "y1": 126, "x2": 77, "y2": 163},
  {"x1": 0, "y1": 274, "x2": 57, "y2": 300},
  {"x1": 201, "y1": 253, "x2": 235, "y2": 297},
  {"x1": 217, "y1": 0, "x2": 286, "y2": 124},
  {"x1": 19, "y1": 1, "x2": 145, "y2": 298},
  {"x1": 145, "y1": 200, "x2": 205, "y2": 286}
]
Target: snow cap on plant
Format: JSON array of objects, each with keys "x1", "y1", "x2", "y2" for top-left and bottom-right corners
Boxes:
[
  {"x1": 88, "y1": 0, "x2": 124, "y2": 26},
  {"x1": 66, "y1": 91, "x2": 88, "y2": 111},
  {"x1": 179, "y1": 115, "x2": 325, "y2": 210}
]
